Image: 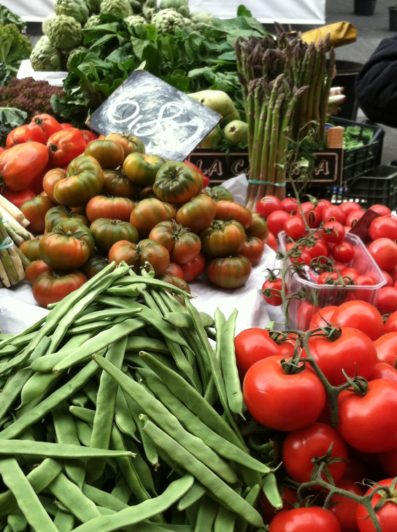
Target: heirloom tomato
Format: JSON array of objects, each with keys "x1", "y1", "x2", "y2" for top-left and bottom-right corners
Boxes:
[
  {"x1": 103, "y1": 170, "x2": 136, "y2": 198},
  {"x1": 123, "y1": 153, "x2": 164, "y2": 187},
  {"x1": 105, "y1": 133, "x2": 145, "y2": 157},
  {"x1": 239, "y1": 236, "x2": 265, "y2": 266},
  {"x1": 86, "y1": 195, "x2": 134, "y2": 223},
  {"x1": 45, "y1": 205, "x2": 88, "y2": 233},
  {"x1": 130, "y1": 198, "x2": 173, "y2": 237},
  {"x1": 43, "y1": 168, "x2": 67, "y2": 202},
  {"x1": 176, "y1": 194, "x2": 216, "y2": 233},
  {"x1": 108, "y1": 240, "x2": 138, "y2": 267},
  {"x1": 201, "y1": 220, "x2": 246, "y2": 257},
  {"x1": 153, "y1": 161, "x2": 202, "y2": 203},
  {"x1": 180, "y1": 253, "x2": 206, "y2": 282},
  {"x1": 84, "y1": 139, "x2": 125, "y2": 169},
  {"x1": 6, "y1": 123, "x2": 46, "y2": 147},
  {"x1": 206, "y1": 255, "x2": 251, "y2": 289},
  {"x1": 19, "y1": 238, "x2": 41, "y2": 261},
  {"x1": 204, "y1": 185, "x2": 234, "y2": 202},
  {"x1": 21, "y1": 195, "x2": 55, "y2": 234},
  {"x1": 47, "y1": 128, "x2": 87, "y2": 167},
  {"x1": 137, "y1": 239, "x2": 170, "y2": 276},
  {"x1": 149, "y1": 220, "x2": 201, "y2": 265},
  {"x1": 214, "y1": 200, "x2": 252, "y2": 228},
  {"x1": 53, "y1": 155, "x2": 104, "y2": 206},
  {"x1": 30, "y1": 113, "x2": 61, "y2": 140},
  {"x1": 90, "y1": 218, "x2": 139, "y2": 252},
  {"x1": 164, "y1": 262, "x2": 184, "y2": 279},
  {"x1": 0, "y1": 142, "x2": 49, "y2": 192},
  {"x1": 83, "y1": 255, "x2": 109, "y2": 279},
  {"x1": 32, "y1": 271, "x2": 87, "y2": 307},
  {"x1": 25, "y1": 260, "x2": 51, "y2": 283},
  {"x1": 246, "y1": 212, "x2": 268, "y2": 240}
]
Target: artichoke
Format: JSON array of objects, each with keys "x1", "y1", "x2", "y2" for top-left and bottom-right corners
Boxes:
[
  {"x1": 84, "y1": 14, "x2": 101, "y2": 28},
  {"x1": 124, "y1": 14, "x2": 146, "y2": 31},
  {"x1": 100, "y1": 0, "x2": 132, "y2": 18},
  {"x1": 151, "y1": 8, "x2": 186, "y2": 33},
  {"x1": 30, "y1": 36, "x2": 62, "y2": 71},
  {"x1": 55, "y1": 0, "x2": 89, "y2": 25},
  {"x1": 46, "y1": 15, "x2": 82, "y2": 51},
  {"x1": 159, "y1": 0, "x2": 189, "y2": 17}
]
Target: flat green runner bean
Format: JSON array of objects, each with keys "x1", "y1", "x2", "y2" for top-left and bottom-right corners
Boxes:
[
  {"x1": 114, "y1": 389, "x2": 137, "y2": 438},
  {"x1": 194, "y1": 497, "x2": 217, "y2": 532},
  {"x1": 213, "y1": 506, "x2": 236, "y2": 532},
  {"x1": 0, "y1": 458, "x2": 57, "y2": 531},
  {"x1": 0, "y1": 361, "x2": 98, "y2": 439},
  {"x1": 54, "y1": 509, "x2": 74, "y2": 532},
  {"x1": 7, "y1": 513, "x2": 27, "y2": 532},
  {"x1": 177, "y1": 483, "x2": 205, "y2": 511},
  {"x1": 141, "y1": 418, "x2": 264, "y2": 529},
  {"x1": 75, "y1": 307, "x2": 142, "y2": 326},
  {"x1": 0, "y1": 368, "x2": 32, "y2": 422},
  {"x1": 125, "y1": 336, "x2": 168, "y2": 354},
  {"x1": 73, "y1": 475, "x2": 194, "y2": 532},
  {"x1": 82, "y1": 484, "x2": 128, "y2": 512},
  {"x1": 69, "y1": 406, "x2": 95, "y2": 424},
  {"x1": 94, "y1": 356, "x2": 239, "y2": 485}
]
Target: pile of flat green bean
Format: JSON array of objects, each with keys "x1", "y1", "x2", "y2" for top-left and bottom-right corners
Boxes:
[{"x1": 0, "y1": 262, "x2": 279, "y2": 531}]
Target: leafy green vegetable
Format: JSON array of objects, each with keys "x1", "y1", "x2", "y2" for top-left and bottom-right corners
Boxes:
[
  {"x1": 51, "y1": 9, "x2": 267, "y2": 124},
  {"x1": 0, "y1": 107, "x2": 27, "y2": 144},
  {"x1": 0, "y1": 24, "x2": 31, "y2": 76},
  {"x1": 0, "y1": 5, "x2": 26, "y2": 32}
]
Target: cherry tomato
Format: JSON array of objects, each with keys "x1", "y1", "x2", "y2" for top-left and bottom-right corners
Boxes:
[
  {"x1": 267, "y1": 210, "x2": 290, "y2": 236},
  {"x1": 346, "y1": 209, "x2": 365, "y2": 227},
  {"x1": 280, "y1": 197, "x2": 298, "y2": 213},
  {"x1": 309, "y1": 306, "x2": 337, "y2": 329},
  {"x1": 308, "y1": 238, "x2": 329, "y2": 259},
  {"x1": 368, "y1": 238, "x2": 397, "y2": 272},
  {"x1": 262, "y1": 277, "x2": 282, "y2": 306},
  {"x1": 322, "y1": 205, "x2": 346, "y2": 225},
  {"x1": 332, "y1": 241, "x2": 354, "y2": 263},
  {"x1": 339, "y1": 201, "x2": 362, "y2": 215},
  {"x1": 376, "y1": 287, "x2": 397, "y2": 314},
  {"x1": 338, "y1": 379, "x2": 397, "y2": 453},
  {"x1": 380, "y1": 270, "x2": 394, "y2": 287},
  {"x1": 316, "y1": 271, "x2": 340, "y2": 285},
  {"x1": 330, "y1": 479, "x2": 363, "y2": 532},
  {"x1": 384, "y1": 311, "x2": 397, "y2": 333},
  {"x1": 270, "y1": 507, "x2": 341, "y2": 531},
  {"x1": 315, "y1": 199, "x2": 333, "y2": 216},
  {"x1": 370, "y1": 204, "x2": 391, "y2": 217},
  {"x1": 369, "y1": 215, "x2": 397, "y2": 241},
  {"x1": 256, "y1": 195, "x2": 282, "y2": 218},
  {"x1": 322, "y1": 220, "x2": 345, "y2": 244},
  {"x1": 234, "y1": 328, "x2": 284, "y2": 376},
  {"x1": 356, "y1": 478, "x2": 397, "y2": 531},
  {"x1": 266, "y1": 231, "x2": 278, "y2": 251},
  {"x1": 243, "y1": 355, "x2": 326, "y2": 431},
  {"x1": 371, "y1": 362, "x2": 397, "y2": 382},
  {"x1": 282, "y1": 422, "x2": 348, "y2": 483},
  {"x1": 331, "y1": 300, "x2": 384, "y2": 340},
  {"x1": 340, "y1": 266, "x2": 359, "y2": 283},
  {"x1": 284, "y1": 215, "x2": 306, "y2": 240},
  {"x1": 373, "y1": 332, "x2": 397, "y2": 365},
  {"x1": 352, "y1": 274, "x2": 377, "y2": 301}
]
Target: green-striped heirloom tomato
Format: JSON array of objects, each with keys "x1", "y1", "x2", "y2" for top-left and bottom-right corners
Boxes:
[
  {"x1": 138, "y1": 186, "x2": 157, "y2": 200},
  {"x1": 122, "y1": 153, "x2": 164, "y2": 187},
  {"x1": 200, "y1": 219, "x2": 246, "y2": 257},
  {"x1": 21, "y1": 194, "x2": 55, "y2": 234},
  {"x1": 130, "y1": 198, "x2": 173, "y2": 237},
  {"x1": 246, "y1": 212, "x2": 269, "y2": 240},
  {"x1": 84, "y1": 139, "x2": 125, "y2": 169},
  {"x1": 86, "y1": 195, "x2": 134, "y2": 223},
  {"x1": 206, "y1": 255, "x2": 252, "y2": 289},
  {"x1": 25, "y1": 260, "x2": 51, "y2": 284},
  {"x1": 83, "y1": 255, "x2": 109, "y2": 279},
  {"x1": 108, "y1": 240, "x2": 138, "y2": 267},
  {"x1": 176, "y1": 194, "x2": 217, "y2": 233},
  {"x1": 19, "y1": 238, "x2": 42, "y2": 261},
  {"x1": 0, "y1": 142, "x2": 49, "y2": 191},
  {"x1": 103, "y1": 169, "x2": 136, "y2": 198},
  {"x1": 160, "y1": 273, "x2": 191, "y2": 293},
  {"x1": 53, "y1": 155, "x2": 104, "y2": 206},
  {"x1": 138, "y1": 239, "x2": 170, "y2": 276},
  {"x1": 215, "y1": 200, "x2": 253, "y2": 228},
  {"x1": 39, "y1": 222, "x2": 95, "y2": 270},
  {"x1": 239, "y1": 236, "x2": 265, "y2": 266},
  {"x1": 90, "y1": 218, "x2": 139, "y2": 252},
  {"x1": 45, "y1": 205, "x2": 88, "y2": 233},
  {"x1": 42, "y1": 168, "x2": 67, "y2": 202},
  {"x1": 165, "y1": 262, "x2": 184, "y2": 279},
  {"x1": 32, "y1": 271, "x2": 87, "y2": 307},
  {"x1": 204, "y1": 186, "x2": 234, "y2": 202},
  {"x1": 105, "y1": 133, "x2": 145, "y2": 158},
  {"x1": 153, "y1": 161, "x2": 202, "y2": 204},
  {"x1": 149, "y1": 220, "x2": 201, "y2": 264}
]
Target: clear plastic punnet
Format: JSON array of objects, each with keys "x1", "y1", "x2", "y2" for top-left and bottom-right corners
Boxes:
[{"x1": 278, "y1": 230, "x2": 386, "y2": 330}]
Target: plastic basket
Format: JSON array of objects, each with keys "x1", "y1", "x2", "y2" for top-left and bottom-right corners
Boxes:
[
  {"x1": 278, "y1": 231, "x2": 386, "y2": 330},
  {"x1": 332, "y1": 117, "x2": 384, "y2": 184},
  {"x1": 331, "y1": 165, "x2": 397, "y2": 210}
]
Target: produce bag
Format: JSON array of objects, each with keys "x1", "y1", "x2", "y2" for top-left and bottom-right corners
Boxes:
[{"x1": 301, "y1": 21, "x2": 357, "y2": 48}]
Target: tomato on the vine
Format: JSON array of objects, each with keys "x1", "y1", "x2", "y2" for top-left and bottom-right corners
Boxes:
[
  {"x1": 331, "y1": 241, "x2": 354, "y2": 263},
  {"x1": 373, "y1": 332, "x2": 397, "y2": 365},
  {"x1": 234, "y1": 328, "x2": 287, "y2": 376},
  {"x1": 243, "y1": 355, "x2": 326, "y2": 431},
  {"x1": 368, "y1": 238, "x2": 397, "y2": 272},
  {"x1": 370, "y1": 204, "x2": 392, "y2": 217},
  {"x1": 262, "y1": 277, "x2": 282, "y2": 306},
  {"x1": 284, "y1": 215, "x2": 306, "y2": 240},
  {"x1": 270, "y1": 507, "x2": 341, "y2": 531},
  {"x1": 330, "y1": 479, "x2": 363, "y2": 532},
  {"x1": 376, "y1": 287, "x2": 397, "y2": 314},
  {"x1": 322, "y1": 205, "x2": 346, "y2": 224},
  {"x1": 369, "y1": 215, "x2": 397, "y2": 241},
  {"x1": 371, "y1": 362, "x2": 397, "y2": 383},
  {"x1": 356, "y1": 478, "x2": 397, "y2": 532},
  {"x1": 322, "y1": 220, "x2": 345, "y2": 244},
  {"x1": 280, "y1": 197, "x2": 298, "y2": 213},
  {"x1": 384, "y1": 311, "x2": 397, "y2": 333},
  {"x1": 330, "y1": 300, "x2": 384, "y2": 340},
  {"x1": 256, "y1": 195, "x2": 282, "y2": 218},
  {"x1": 309, "y1": 306, "x2": 337, "y2": 329},
  {"x1": 266, "y1": 210, "x2": 290, "y2": 236}
]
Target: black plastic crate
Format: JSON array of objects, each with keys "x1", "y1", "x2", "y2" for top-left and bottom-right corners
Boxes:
[
  {"x1": 331, "y1": 165, "x2": 397, "y2": 210},
  {"x1": 332, "y1": 117, "x2": 385, "y2": 184}
]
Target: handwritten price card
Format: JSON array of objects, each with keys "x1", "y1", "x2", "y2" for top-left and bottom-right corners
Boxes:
[{"x1": 87, "y1": 71, "x2": 221, "y2": 161}]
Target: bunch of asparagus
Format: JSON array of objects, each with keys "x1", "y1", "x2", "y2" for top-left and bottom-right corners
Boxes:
[
  {"x1": 235, "y1": 32, "x2": 335, "y2": 207},
  {"x1": 0, "y1": 195, "x2": 32, "y2": 287}
]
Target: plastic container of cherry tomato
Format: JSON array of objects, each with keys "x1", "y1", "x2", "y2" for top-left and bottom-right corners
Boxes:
[{"x1": 278, "y1": 231, "x2": 386, "y2": 330}]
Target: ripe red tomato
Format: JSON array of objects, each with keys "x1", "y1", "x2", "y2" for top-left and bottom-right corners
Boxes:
[
  {"x1": 270, "y1": 507, "x2": 341, "y2": 531},
  {"x1": 315, "y1": 199, "x2": 333, "y2": 216},
  {"x1": 339, "y1": 201, "x2": 362, "y2": 215},
  {"x1": 284, "y1": 215, "x2": 306, "y2": 240},
  {"x1": 316, "y1": 271, "x2": 340, "y2": 285},
  {"x1": 32, "y1": 271, "x2": 87, "y2": 307},
  {"x1": 47, "y1": 128, "x2": 87, "y2": 167},
  {"x1": 370, "y1": 204, "x2": 391, "y2": 217},
  {"x1": 180, "y1": 253, "x2": 206, "y2": 282},
  {"x1": 356, "y1": 478, "x2": 397, "y2": 531},
  {"x1": 322, "y1": 220, "x2": 345, "y2": 244},
  {"x1": 338, "y1": 379, "x2": 397, "y2": 453},
  {"x1": 380, "y1": 270, "x2": 394, "y2": 286},
  {"x1": 234, "y1": 328, "x2": 284, "y2": 376},
  {"x1": 371, "y1": 362, "x2": 397, "y2": 382},
  {"x1": 266, "y1": 231, "x2": 278, "y2": 251},
  {"x1": 282, "y1": 422, "x2": 348, "y2": 483},
  {"x1": 280, "y1": 197, "x2": 298, "y2": 213},
  {"x1": 332, "y1": 241, "x2": 354, "y2": 263},
  {"x1": 330, "y1": 479, "x2": 363, "y2": 532},
  {"x1": 295, "y1": 301, "x2": 320, "y2": 331},
  {"x1": 24, "y1": 260, "x2": 51, "y2": 284},
  {"x1": 330, "y1": 300, "x2": 384, "y2": 340},
  {"x1": 308, "y1": 326, "x2": 377, "y2": 385},
  {"x1": 369, "y1": 215, "x2": 397, "y2": 241},
  {"x1": 256, "y1": 195, "x2": 282, "y2": 218},
  {"x1": 373, "y1": 332, "x2": 397, "y2": 365},
  {"x1": 2, "y1": 189, "x2": 36, "y2": 209},
  {"x1": 307, "y1": 238, "x2": 329, "y2": 259},
  {"x1": 6, "y1": 123, "x2": 46, "y2": 147},
  {"x1": 322, "y1": 205, "x2": 346, "y2": 225},
  {"x1": 309, "y1": 306, "x2": 337, "y2": 329},
  {"x1": 165, "y1": 262, "x2": 184, "y2": 279},
  {"x1": 345, "y1": 209, "x2": 365, "y2": 227},
  {"x1": 376, "y1": 287, "x2": 397, "y2": 314},
  {"x1": 262, "y1": 277, "x2": 282, "y2": 306},
  {"x1": 243, "y1": 355, "x2": 326, "y2": 431},
  {"x1": 30, "y1": 113, "x2": 61, "y2": 140},
  {"x1": 384, "y1": 311, "x2": 397, "y2": 333},
  {"x1": 368, "y1": 238, "x2": 397, "y2": 272},
  {"x1": 267, "y1": 210, "x2": 290, "y2": 236},
  {"x1": 340, "y1": 267, "x2": 359, "y2": 283}
]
